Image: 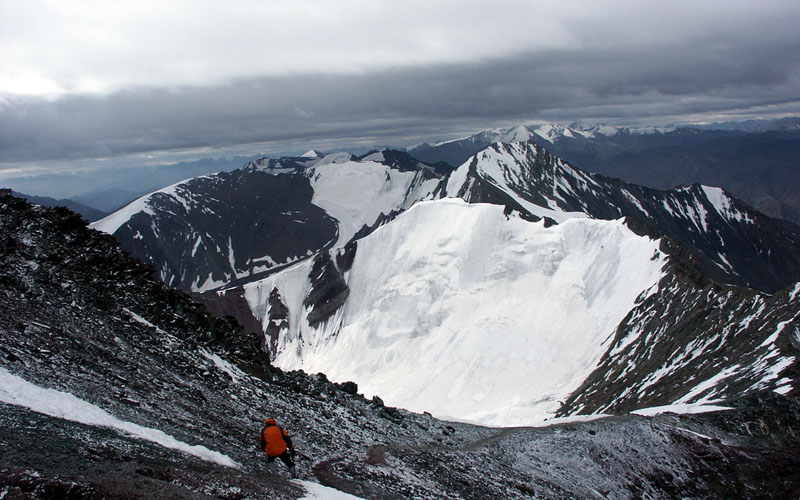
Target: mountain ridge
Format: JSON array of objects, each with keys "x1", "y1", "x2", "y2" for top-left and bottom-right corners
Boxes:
[
  {"x1": 89, "y1": 137, "x2": 800, "y2": 428},
  {"x1": 2, "y1": 189, "x2": 800, "y2": 498},
  {"x1": 448, "y1": 140, "x2": 800, "y2": 292},
  {"x1": 409, "y1": 123, "x2": 800, "y2": 225}
]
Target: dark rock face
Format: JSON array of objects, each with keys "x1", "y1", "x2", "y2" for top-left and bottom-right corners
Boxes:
[
  {"x1": 266, "y1": 287, "x2": 290, "y2": 355},
  {"x1": 103, "y1": 150, "x2": 450, "y2": 339},
  {"x1": 304, "y1": 252, "x2": 349, "y2": 326},
  {"x1": 113, "y1": 169, "x2": 339, "y2": 291},
  {"x1": 336, "y1": 240, "x2": 358, "y2": 273},
  {"x1": 103, "y1": 150, "x2": 448, "y2": 298},
  {"x1": 2, "y1": 190, "x2": 800, "y2": 499},
  {"x1": 558, "y1": 269, "x2": 800, "y2": 416},
  {"x1": 196, "y1": 288, "x2": 264, "y2": 341},
  {"x1": 458, "y1": 156, "x2": 544, "y2": 216},
  {"x1": 548, "y1": 129, "x2": 800, "y2": 226},
  {"x1": 408, "y1": 130, "x2": 500, "y2": 168}
]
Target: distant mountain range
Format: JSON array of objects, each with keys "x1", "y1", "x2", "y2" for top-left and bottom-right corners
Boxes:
[
  {"x1": 11, "y1": 190, "x2": 108, "y2": 221},
  {"x1": 685, "y1": 116, "x2": 800, "y2": 132},
  {"x1": 409, "y1": 121, "x2": 800, "y2": 225},
  {"x1": 3, "y1": 155, "x2": 258, "y2": 214},
  {"x1": 10, "y1": 117, "x2": 798, "y2": 225}
]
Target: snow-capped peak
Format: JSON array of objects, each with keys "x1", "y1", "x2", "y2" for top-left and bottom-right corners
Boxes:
[
  {"x1": 531, "y1": 123, "x2": 570, "y2": 143},
  {"x1": 498, "y1": 125, "x2": 535, "y2": 144},
  {"x1": 578, "y1": 123, "x2": 621, "y2": 137},
  {"x1": 360, "y1": 150, "x2": 386, "y2": 162},
  {"x1": 91, "y1": 178, "x2": 193, "y2": 235},
  {"x1": 531, "y1": 122, "x2": 623, "y2": 143},
  {"x1": 300, "y1": 149, "x2": 324, "y2": 158}
]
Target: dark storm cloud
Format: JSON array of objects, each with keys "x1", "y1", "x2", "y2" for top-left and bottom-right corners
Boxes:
[{"x1": 2, "y1": 34, "x2": 799, "y2": 165}]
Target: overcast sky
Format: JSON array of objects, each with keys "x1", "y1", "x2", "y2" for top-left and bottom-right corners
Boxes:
[{"x1": 2, "y1": 0, "x2": 800, "y2": 175}]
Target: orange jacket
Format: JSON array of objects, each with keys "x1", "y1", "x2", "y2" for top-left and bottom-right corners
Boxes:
[{"x1": 260, "y1": 418, "x2": 293, "y2": 457}]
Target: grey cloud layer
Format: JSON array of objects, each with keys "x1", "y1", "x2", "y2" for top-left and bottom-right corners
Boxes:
[{"x1": 2, "y1": 37, "x2": 800, "y2": 163}]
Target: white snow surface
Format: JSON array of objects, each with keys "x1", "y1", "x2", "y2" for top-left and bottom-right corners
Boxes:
[
  {"x1": 700, "y1": 185, "x2": 753, "y2": 224},
  {"x1": 307, "y1": 158, "x2": 439, "y2": 247},
  {"x1": 632, "y1": 403, "x2": 733, "y2": 417},
  {"x1": 200, "y1": 348, "x2": 245, "y2": 383},
  {"x1": 532, "y1": 123, "x2": 570, "y2": 143},
  {"x1": 90, "y1": 191, "x2": 156, "y2": 235},
  {"x1": 240, "y1": 258, "x2": 316, "y2": 354},
  {"x1": 498, "y1": 124, "x2": 534, "y2": 143},
  {"x1": 271, "y1": 198, "x2": 666, "y2": 426},
  {"x1": 301, "y1": 149, "x2": 323, "y2": 158},
  {"x1": 296, "y1": 480, "x2": 367, "y2": 500},
  {"x1": 0, "y1": 366, "x2": 240, "y2": 468}
]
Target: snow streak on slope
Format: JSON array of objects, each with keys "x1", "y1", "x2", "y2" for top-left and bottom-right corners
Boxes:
[
  {"x1": 297, "y1": 480, "x2": 368, "y2": 500},
  {"x1": 0, "y1": 366, "x2": 239, "y2": 468},
  {"x1": 270, "y1": 199, "x2": 666, "y2": 426},
  {"x1": 241, "y1": 258, "x2": 315, "y2": 354},
  {"x1": 700, "y1": 185, "x2": 754, "y2": 224},
  {"x1": 92, "y1": 176, "x2": 216, "y2": 235}
]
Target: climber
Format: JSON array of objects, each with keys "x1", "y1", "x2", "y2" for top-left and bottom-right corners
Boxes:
[{"x1": 260, "y1": 418, "x2": 297, "y2": 478}]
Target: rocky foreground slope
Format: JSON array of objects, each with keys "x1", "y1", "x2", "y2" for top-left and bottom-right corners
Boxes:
[{"x1": 2, "y1": 196, "x2": 800, "y2": 499}]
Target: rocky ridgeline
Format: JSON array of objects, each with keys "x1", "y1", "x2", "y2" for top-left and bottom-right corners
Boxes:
[
  {"x1": 559, "y1": 271, "x2": 800, "y2": 416},
  {"x1": 457, "y1": 141, "x2": 800, "y2": 293},
  {"x1": 2, "y1": 190, "x2": 800, "y2": 499}
]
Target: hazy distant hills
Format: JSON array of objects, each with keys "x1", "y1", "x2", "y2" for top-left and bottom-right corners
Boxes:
[
  {"x1": 8, "y1": 118, "x2": 799, "y2": 225},
  {"x1": 686, "y1": 116, "x2": 800, "y2": 132},
  {"x1": 3, "y1": 155, "x2": 257, "y2": 214},
  {"x1": 11, "y1": 190, "x2": 107, "y2": 221}
]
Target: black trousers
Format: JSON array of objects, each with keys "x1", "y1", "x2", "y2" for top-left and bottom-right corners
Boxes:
[{"x1": 268, "y1": 450, "x2": 295, "y2": 468}]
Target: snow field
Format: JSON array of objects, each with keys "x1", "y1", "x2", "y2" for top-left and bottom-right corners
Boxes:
[
  {"x1": 90, "y1": 190, "x2": 157, "y2": 235},
  {"x1": 308, "y1": 159, "x2": 438, "y2": 248},
  {"x1": 273, "y1": 198, "x2": 666, "y2": 426},
  {"x1": 242, "y1": 258, "x2": 316, "y2": 347},
  {"x1": 632, "y1": 403, "x2": 733, "y2": 417}
]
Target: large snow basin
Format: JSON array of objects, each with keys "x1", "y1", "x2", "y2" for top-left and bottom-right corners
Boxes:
[{"x1": 270, "y1": 199, "x2": 667, "y2": 427}]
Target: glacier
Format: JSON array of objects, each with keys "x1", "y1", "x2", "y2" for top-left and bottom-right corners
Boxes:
[{"x1": 259, "y1": 198, "x2": 666, "y2": 426}]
